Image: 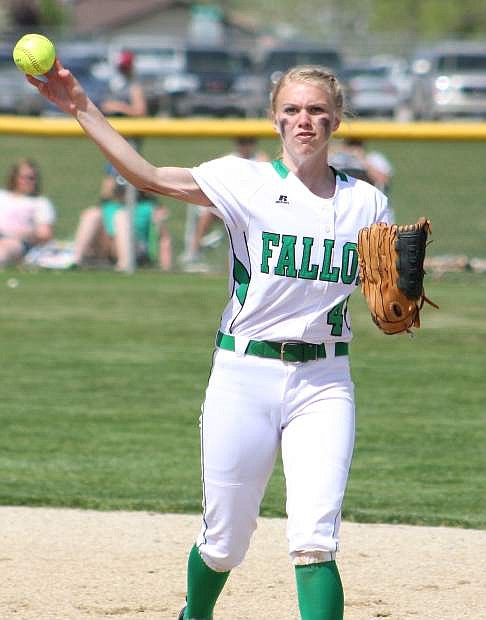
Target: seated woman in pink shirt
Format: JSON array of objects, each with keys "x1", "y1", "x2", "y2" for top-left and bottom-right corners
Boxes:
[{"x1": 0, "y1": 159, "x2": 56, "y2": 266}]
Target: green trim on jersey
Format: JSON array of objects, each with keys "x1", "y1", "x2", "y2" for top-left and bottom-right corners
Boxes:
[
  {"x1": 272, "y1": 160, "x2": 349, "y2": 183},
  {"x1": 329, "y1": 166, "x2": 349, "y2": 183},
  {"x1": 233, "y1": 255, "x2": 250, "y2": 304},
  {"x1": 271, "y1": 159, "x2": 290, "y2": 178},
  {"x1": 332, "y1": 167, "x2": 348, "y2": 182}
]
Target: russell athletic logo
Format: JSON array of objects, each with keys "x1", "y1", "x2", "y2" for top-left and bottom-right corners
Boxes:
[{"x1": 275, "y1": 194, "x2": 289, "y2": 204}]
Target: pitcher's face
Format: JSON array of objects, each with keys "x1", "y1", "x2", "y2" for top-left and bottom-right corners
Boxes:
[{"x1": 272, "y1": 81, "x2": 341, "y2": 161}]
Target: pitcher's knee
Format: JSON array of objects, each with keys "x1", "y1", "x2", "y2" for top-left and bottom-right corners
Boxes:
[{"x1": 198, "y1": 543, "x2": 247, "y2": 572}]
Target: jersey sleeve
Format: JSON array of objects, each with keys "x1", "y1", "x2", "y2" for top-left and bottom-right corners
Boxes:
[
  {"x1": 357, "y1": 179, "x2": 392, "y2": 225},
  {"x1": 190, "y1": 156, "x2": 262, "y2": 229},
  {"x1": 374, "y1": 189, "x2": 393, "y2": 225}
]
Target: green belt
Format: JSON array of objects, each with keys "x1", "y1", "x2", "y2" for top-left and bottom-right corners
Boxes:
[{"x1": 216, "y1": 331, "x2": 348, "y2": 363}]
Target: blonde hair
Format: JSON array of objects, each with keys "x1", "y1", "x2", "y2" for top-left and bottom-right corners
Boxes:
[{"x1": 270, "y1": 65, "x2": 345, "y2": 117}]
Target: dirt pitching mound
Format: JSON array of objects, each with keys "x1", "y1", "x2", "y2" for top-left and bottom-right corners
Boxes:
[{"x1": 1, "y1": 506, "x2": 484, "y2": 619}]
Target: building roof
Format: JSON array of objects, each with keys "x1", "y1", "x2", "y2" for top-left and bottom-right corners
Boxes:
[
  {"x1": 71, "y1": 0, "x2": 258, "y2": 39},
  {"x1": 71, "y1": 0, "x2": 187, "y2": 35}
]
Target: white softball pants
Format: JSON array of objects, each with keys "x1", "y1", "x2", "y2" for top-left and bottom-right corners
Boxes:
[{"x1": 196, "y1": 347, "x2": 355, "y2": 572}]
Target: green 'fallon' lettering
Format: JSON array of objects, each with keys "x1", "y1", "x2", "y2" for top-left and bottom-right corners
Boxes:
[
  {"x1": 298, "y1": 236, "x2": 319, "y2": 280},
  {"x1": 260, "y1": 234, "x2": 358, "y2": 285},
  {"x1": 319, "y1": 239, "x2": 339, "y2": 282},
  {"x1": 261, "y1": 232, "x2": 280, "y2": 273},
  {"x1": 341, "y1": 242, "x2": 358, "y2": 284},
  {"x1": 274, "y1": 235, "x2": 298, "y2": 277}
]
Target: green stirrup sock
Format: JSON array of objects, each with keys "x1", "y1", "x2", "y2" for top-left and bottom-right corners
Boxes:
[
  {"x1": 295, "y1": 560, "x2": 344, "y2": 620},
  {"x1": 184, "y1": 545, "x2": 230, "y2": 620}
]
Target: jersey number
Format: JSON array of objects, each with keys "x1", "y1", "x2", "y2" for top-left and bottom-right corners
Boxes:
[{"x1": 327, "y1": 298, "x2": 348, "y2": 336}]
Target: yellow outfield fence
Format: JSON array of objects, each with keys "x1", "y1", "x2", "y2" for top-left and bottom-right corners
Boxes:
[{"x1": 2, "y1": 115, "x2": 486, "y2": 140}]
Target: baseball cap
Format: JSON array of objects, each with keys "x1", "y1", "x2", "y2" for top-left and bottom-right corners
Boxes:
[{"x1": 117, "y1": 50, "x2": 134, "y2": 71}]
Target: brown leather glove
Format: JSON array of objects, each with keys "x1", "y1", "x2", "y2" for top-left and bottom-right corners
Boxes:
[{"x1": 358, "y1": 217, "x2": 438, "y2": 335}]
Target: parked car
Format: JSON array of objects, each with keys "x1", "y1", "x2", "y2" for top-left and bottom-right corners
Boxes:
[
  {"x1": 162, "y1": 45, "x2": 260, "y2": 117},
  {"x1": 341, "y1": 62, "x2": 402, "y2": 118},
  {"x1": 370, "y1": 55, "x2": 414, "y2": 118},
  {"x1": 411, "y1": 42, "x2": 486, "y2": 119},
  {"x1": 254, "y1": 42, "x2": 344, "y2": 115},
  {"x1": 107, "y1": 37, "x2": 259, "y2": 117},
  {"x1": 0, "y1": 43, "x2": 45, "y2": 115}
]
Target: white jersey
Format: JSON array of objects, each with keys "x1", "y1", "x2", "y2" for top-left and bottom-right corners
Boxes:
[{"x1": 191, "y1": 156, "x2": 391, "y2": 344}]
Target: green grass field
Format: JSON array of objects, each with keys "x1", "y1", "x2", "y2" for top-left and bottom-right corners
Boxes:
[
  {"x1": 1, "y1": 268, "x2": 484, "y2": 528},
  {"x1": 1, "y1": 134, "x2": 486, "y2": 262}
]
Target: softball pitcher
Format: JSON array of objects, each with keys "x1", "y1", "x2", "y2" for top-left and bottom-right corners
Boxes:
[{"x1": 30, "y1": 63, "x2": 391, "y2": 619}]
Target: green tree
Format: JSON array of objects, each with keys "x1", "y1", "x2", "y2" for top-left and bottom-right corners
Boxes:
[
  {"x1": 371, "y1": 0, "x2": 486, "y2": 39},
  {"x1": 39, "y1": 0, "x2": 65, "y2": 27},
  {"x1": 229, "y1": 0, "x2": 486, "y2": 41}
]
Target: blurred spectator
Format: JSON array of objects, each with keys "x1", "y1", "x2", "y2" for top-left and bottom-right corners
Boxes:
[
  {"x1": 328, "y1": 142, "x2": 374, "y2": 184},
  {"x1": 91, "y1": 48, "x2": 152, "y2": 269},
  {"x1": 0, "y1": 158, "x2": 56, "y2": 266},
  {"x1": 182, "y1": 137, "x2": 269, "y2": 271},
  {"x1": 101, "y1": 49, "x2": 147, "y2": 176},
  {"x1": 366, "y1": 149, "x2": 394, "y2": 195},
  {"x1": 229, "y1": 136, "x2": 269, "y2": 163},
  {"x1": 330, "y1": 138, "x2": 394, "y2": 194},
  {"x1": 102, "y1": 49, "x2": 147, "y2": 119},
  {"x1": 101, "y1": 48, "x2": 148, "y2": 226},
  {"x1": 70, "y1": 175, "x2": 171, "y2": 271}
]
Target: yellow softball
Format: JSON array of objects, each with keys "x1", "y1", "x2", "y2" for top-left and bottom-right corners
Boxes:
[{"x1": 13, "y1": 33, "x2": 56, "y2": 76}]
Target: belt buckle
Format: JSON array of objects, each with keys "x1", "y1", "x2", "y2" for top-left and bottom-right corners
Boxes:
[{"x1": 280, "y1": 341, "x2": 303, "y2": 363}]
